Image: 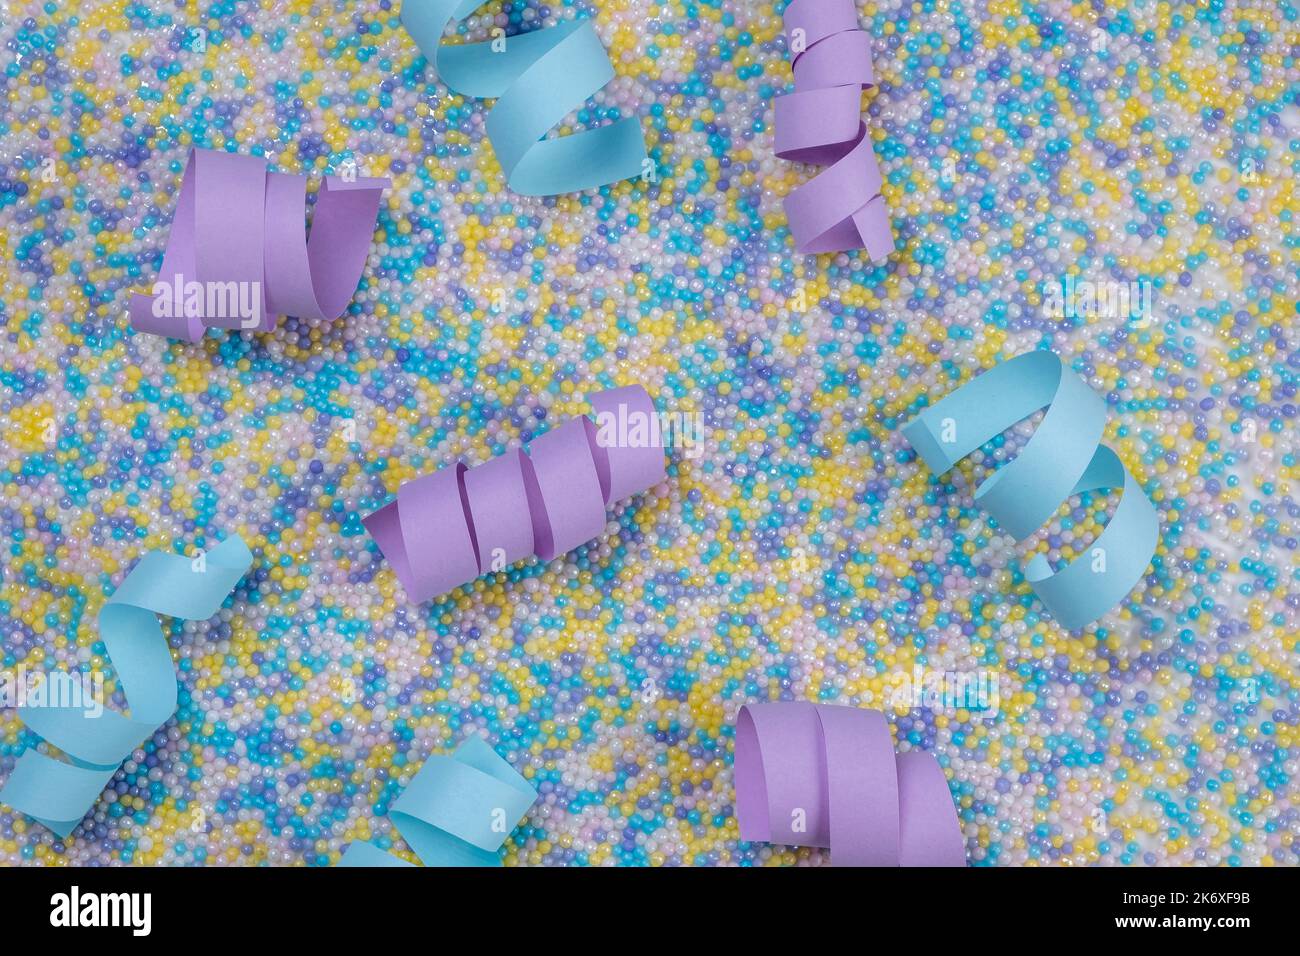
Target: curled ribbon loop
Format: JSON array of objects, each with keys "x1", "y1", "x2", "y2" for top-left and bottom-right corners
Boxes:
[
  {"x1": 902, "y1": 351, "x2": 1160, "y2": 629},
  {"x1": 128, "y1": 148, "x2": 389, "y2": 341},
  {"x1": 776, "y1": 0, "x2": 893, "y2": 258},
  {"x1": 0, "y1": 536, "x2": 253, "y2": 838},
  {"x1": 401, "y1": 0, "x2": 648, "y2": 195},
  {"x1": 734, "y1": 702, "x2": 964, "y2": 866},
  {"x1": 341, "y1": 735, "x2": 537, "y2": 867},
  {"x1": 365, "y1": 384, "x2": 667, "y2": 604}
]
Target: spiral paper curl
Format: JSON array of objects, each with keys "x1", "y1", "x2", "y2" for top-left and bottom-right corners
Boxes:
[
  {"x1": 340, "y1": 735, "x2": 537, "y2": 867},
  {"x1": 401, "y1": 0, "x2": 648, "y2": 196},
  {"x1": 0, "y1": 537, "x2": 252, "y2": 838},
  {"x1": 902, "y1": 351, "x2": 1159, "y2": 629},
  {"x1": 735, "y1": 702, "x2": 965, "y2": 866},
  {"x1": 775, "y1": 0, "x2": 893, "y2": 258},
  {"x1": 365, "y1": 385, "x2": 668, "y2": 603},
  {"x1": 128, "y1": 148, "x2": 388, "y2": 341}
]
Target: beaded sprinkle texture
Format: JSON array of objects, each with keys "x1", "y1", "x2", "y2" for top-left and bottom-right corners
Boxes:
[{"x1": 0, "y1": 0, "x2": 1295, "y2": 872}]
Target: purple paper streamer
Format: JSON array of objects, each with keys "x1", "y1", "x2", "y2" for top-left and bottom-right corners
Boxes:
[
  {"x1": 365, "y1": 385, "x2": 668, "y2": 603},
  {"x1": 128, "y1": 148, "x2": 389, "y2": 341},
  {"x1": 775, "y1": 0, "x2": 893, "y2": 258},
  {"x1": 734, "y1": 702, "x2": 965, "y2": 866}
]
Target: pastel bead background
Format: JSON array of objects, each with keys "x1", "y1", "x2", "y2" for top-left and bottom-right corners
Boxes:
[{"x1": 0, "y1": 0, "x2": 1296, "y2": 866}]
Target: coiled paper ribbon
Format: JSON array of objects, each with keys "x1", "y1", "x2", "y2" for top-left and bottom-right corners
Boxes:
[
  {"x1": 128, "y1": 148, "x2": 388, "y2": 341},
  {"x1": 401, "y1": 0, "x2": 647, "y2": 195},
  {"x1": 341, "y1": 734, "x2": 537, "y2": 867},
  {"x1": 902, "y1": 351, "x2": 1159, "y2": 629},
  {"x1": 735, "y1": 702, "x2": 964, "y2": 866},
  {"x1": 0, "y1": 536, "x2": 252, "y2": 838},
  {"x1": 776, "y1": 0, "x2": 893, "y2": 258},
  {"x1": 366, "y1": 384, "x2": 667, "y2": 603}
]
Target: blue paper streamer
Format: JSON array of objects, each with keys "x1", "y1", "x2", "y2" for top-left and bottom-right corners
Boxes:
[
  {"x1": 341, "y1": 734, "x2": 537, "y2": 866},
  {"x1": 0, "y1": 536, "x2": 252, "y2": 838},
  {"x1": 902, "y1": 351, "x2": 1159, "y2": 629},
  {"x1": 401, "y1": 0, "x2": 648, "y2": 195}
]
